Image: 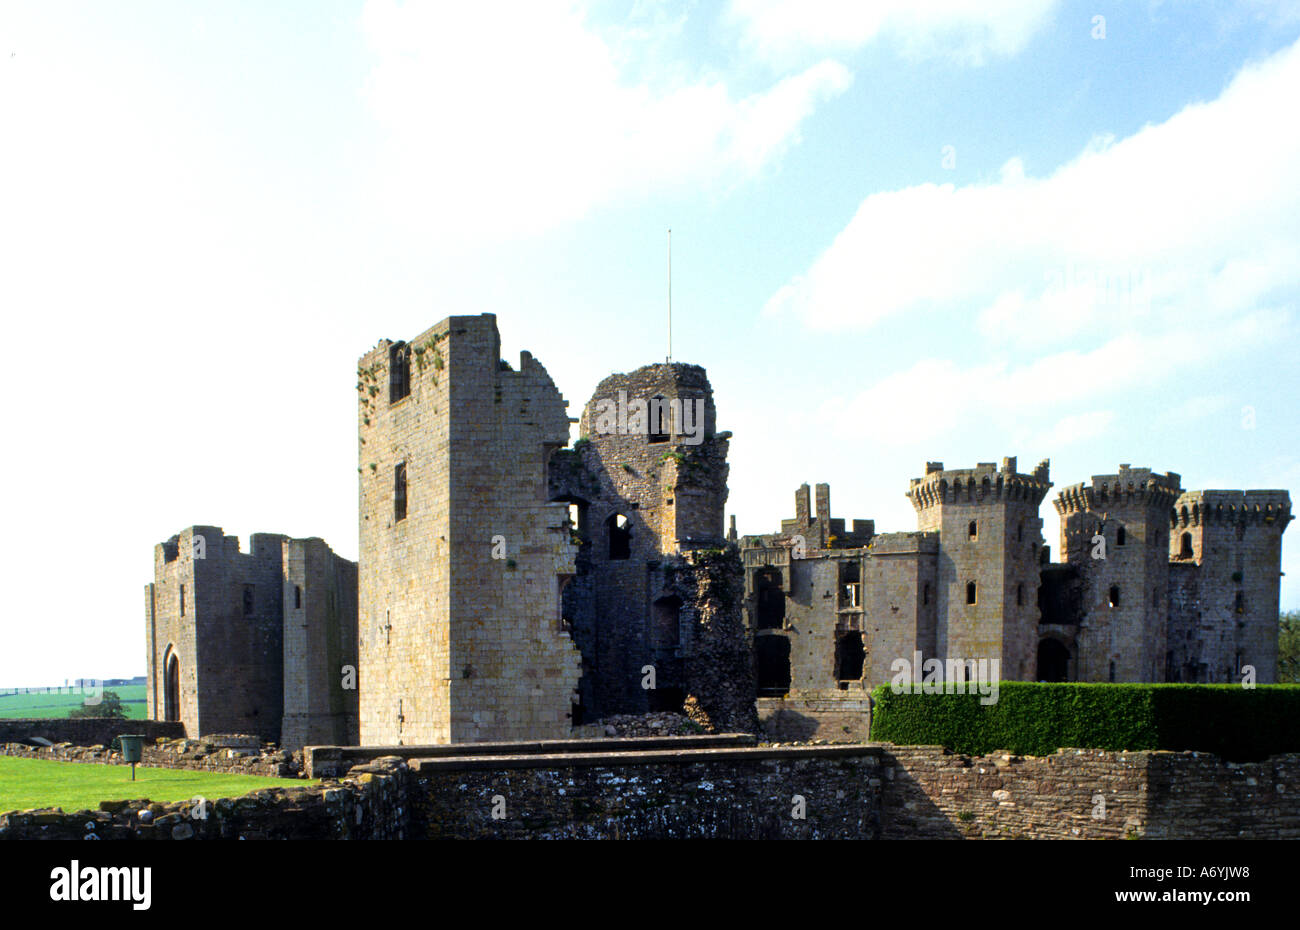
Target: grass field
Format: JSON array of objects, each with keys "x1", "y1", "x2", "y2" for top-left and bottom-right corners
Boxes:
[
  {"x1": 0, "y1": 684, "x2": 147, "y2": 719},
  {"x1": 0, "y1": 756, "x2": 316, "y2": 814}
]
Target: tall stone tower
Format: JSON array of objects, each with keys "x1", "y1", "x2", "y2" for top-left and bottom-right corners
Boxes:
[
  {"x1": 357, "y1": 313, "x2": 582, "y2": 745},
  {"x1": 906, "y1": 457, "x2": 1052, "y2": 680},
  {"x1": 1167, "y1": 489, "x2": 1292, "y2": 682},
  {"x1": 548, "y1": 362, "x2": 732, "y2": 718},
  {"x1": 1054, "y1": 466, "x2": 1182, "y2": 682}
]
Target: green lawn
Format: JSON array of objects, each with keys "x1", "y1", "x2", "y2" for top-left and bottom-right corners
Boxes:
[
  {"x1": 0, "y1": 756, "x2": 316, "y2": 815},
  {"x1": 0, "y1": 685, "x2": 147, "y2": 719}
]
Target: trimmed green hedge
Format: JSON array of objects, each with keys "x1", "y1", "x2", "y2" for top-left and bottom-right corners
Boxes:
[{"x1": 870, "y1": 682, "x2": 1300, "y2": 761}]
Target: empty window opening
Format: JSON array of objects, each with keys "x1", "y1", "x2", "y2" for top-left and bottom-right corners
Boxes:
[
  {"x1": 966, "y1": 581, "x2": 977, "y2": 605},
  {"x1": 839, "y1": 561, "x2": 860, "y2": 609},
  {"x1": 1116, "y1": 526, "x2": 1127, "y2": 546},
  {"x1": 1179, "y1": 532, "x2": 1194, "y2": 559},
  {"x1": 243, "y1": 585, "x2": 255, "y2": 616},
  {"x1": 551, "y1": 495, "x2": 590, "y2": 545},
  {"x1": 652, "y1": 596, "x2": 682, "y2": 651},
  {"x1": 648, "y1": 395, "x2": 670, "y2": 443},
  {"x1": 606, "y1": 513, "x2": 631, "y2": 560},
  {"x1": 923, "y1": 583, "x2": 932, "y2": 606},
  {"x1": 968, "y1": 520, "x2": 978, "y2": 539},
  {"x1": 294, "y1": 585, "x2": 302, "y2": 609},
  {"x1": 755, "y1": 567, "x2": 785, "y2": 630},
  {"x1": 1108, "y1": 660, "x2": 1116, "y2": 683},
  {"x1": 1036, "y1": 639, "x2": 1069, "y2": 682},
  {"x1": 389, "y1": 342, "x2": 410, "y2": 403},
  {"x1": 1016, "y1": 583, "x2": 1024, "y2": 607},
  {"x1": 835, "y1": 631, "x2": 865, "y2": 682},
  {"x1": 1018, "y1": 519, "x2": 1024, "y2": 542},
  {"x1": 1109, "y1": 585, "x2": 1120, "y2": 608},
  {"x1": 1235, "y1": 591, "x2": 1245, "y2": 613},
  {"x1": 179, "y1": 584, "x2": 186, "y2": 617},
  {"x1": 755, "y1": 635, "x2": 791, "y2": 696},
  {"x1": 394, "y1": 462, "x2": 407, "y2": 522}
]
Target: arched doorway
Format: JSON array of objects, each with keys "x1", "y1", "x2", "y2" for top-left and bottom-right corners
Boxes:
[
  {"x1": 164, "y1": 651, "x2": 180, "y2": 722},
  {"x1": 1036, "y1": 638, "x2": 1070, "y2": 682}
]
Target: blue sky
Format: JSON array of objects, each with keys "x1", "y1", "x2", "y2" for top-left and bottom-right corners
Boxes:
[{"x1": 3, "y1": 0, "x2": 1299, "y2": 685}]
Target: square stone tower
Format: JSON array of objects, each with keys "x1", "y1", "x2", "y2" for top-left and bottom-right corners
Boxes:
[
  {"x1": 906, "y1": 457, "x2": 1053, "y2": 680},
  {"x1": 1054, "y1": 466, "x2": 1182, "y2": 682},
  {"x1": 1168, "y1": 489, "x2": 1292, "y2": 682},
  {"x1": 144, "y1": 526, "x2": 288, "y2": 741},
  {"x1": 357, "y1": 313, "x2": 581, "y2": 745}
]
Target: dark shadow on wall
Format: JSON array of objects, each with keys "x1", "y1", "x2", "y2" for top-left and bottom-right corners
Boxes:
[{"x1": 876, "y1": 748, "x2": 966, "y2": 839}]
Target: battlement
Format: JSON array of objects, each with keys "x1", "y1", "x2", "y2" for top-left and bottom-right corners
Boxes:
[
  {"x1": 1053, "y1": 465, "x2": 1183, "y2": 516},
  {"x1": 907, "y1": 456, "x2": 1052, "y2": 511},
  {"x1": 1171, "y1": 490, "x2": 1293, "y2": 529},
  {"x1": 778, "y1": 483, "x2": 874, "y2": 549}
]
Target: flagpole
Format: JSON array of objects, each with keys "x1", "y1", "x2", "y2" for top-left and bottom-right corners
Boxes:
[{"x1": 667, "y1": 228, "x2": 672, "y2": 363}]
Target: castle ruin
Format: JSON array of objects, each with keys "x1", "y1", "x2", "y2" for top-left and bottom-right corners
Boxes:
[{"x1": 146, "y1": 314, "x2": 1292, "y2": 745}]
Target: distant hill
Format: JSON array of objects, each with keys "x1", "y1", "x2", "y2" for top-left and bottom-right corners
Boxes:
[{"x1": 0, "y1": 684, "x2": 147, "y2": 719}]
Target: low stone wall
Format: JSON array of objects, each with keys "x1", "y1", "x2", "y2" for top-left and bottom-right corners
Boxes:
[
  {"x1": 406, "y1": 744, "x2": 883, "y2": 839},
  {"x1": 758, "y1": 694, "x2": 870, "y2": 743},
  {"x1": 1, "y1": 734, "x2": 301, "y2": 778},
  {"x1": 1145, "y1": 751, "x2": 1300, "y2": 839},
  {"x1": 303, "y1": 733, "x2": 754, "y2": 777},
  {"x1": 5, "y1": 735, "x2": 1297, "y2": 839},
  {"x1": 0, "y1": 718, "x2": 184, "y2": 746},
  {"x1": 877, "y1": 745, "x2": 1300, "y2": 839},
  {"x1": 0, "y1": 758, "x2": 406, "y2": 840}
]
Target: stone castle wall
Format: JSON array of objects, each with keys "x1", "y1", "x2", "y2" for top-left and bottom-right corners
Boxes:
[
  {"x1": 6, "y1": 738, "x2": 1298, "y2": 840},
  {"x1": 357, "y1": 314, "x2": 581, "y2": 745}
]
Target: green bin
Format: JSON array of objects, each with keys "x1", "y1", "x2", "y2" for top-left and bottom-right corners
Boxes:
[{"x1": 119, "y1": 734, "x2": 146, "y2": 779}]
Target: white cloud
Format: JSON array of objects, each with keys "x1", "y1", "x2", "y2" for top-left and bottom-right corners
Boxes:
[
  {"x1": 360, "y1": 0, "x2": 851, "y2": 244},
  {"x1": 728, "y1": 0, "x2": 1058, "y2": 66},
  {"x1": 814, "y1": 309, "x2": 1287, "y2": 448},
  {"x1": 764, "y1": 36, "x2": 1300, "y2": 347},
  {"x1": 1021, "y1": 410, "x2": 1115, "y2": 451}
]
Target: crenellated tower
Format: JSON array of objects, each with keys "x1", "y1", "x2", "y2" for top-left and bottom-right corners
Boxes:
[
  {"x1": 1168, "y1": 489, "x2": 1292, "y2": 682},
  {"x1": 906, "y1": 456, "x2": 1052, "y2": 680},
  {"x1": 1053, "y1": 466, "x2": 1182, "y2": 682}
]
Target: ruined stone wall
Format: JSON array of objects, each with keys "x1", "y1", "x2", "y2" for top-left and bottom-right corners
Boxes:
[
  {"x1": 862, "y1": 533, "x2": 938, "y2": 690},
  {"x1": 757, "y1": 694, "x2": 870, "y2": 742},
  {"x1": 742, "y1": 494, "x2": 935, "y2": 734},
  {"x1": 358, "y1": 314, "x2": 581, "y2": 745},
  {"x1": 0, "y1": 718, "x2": 184, "y2": 746},
  {"x1": 145, "y1": 527, "x2": 204, "y2": 735},
  {"x1": 192, "y1": 532, "x2": 286, "y2": 741},
  {"x1": 1, "y1": 735, "x2": 299, "y2": 778},
  {"x1": 664, "y1": 546, "x2": 758, "y2": 733},
  {"x1": 145, "y1": 527, "x2": 287, "y2": 742},
  {"x1": 550, "y1": 362, "x2": 731, "y2": 719},
  {"x1": 877, "y1": 745, "x2": 1300, "y2": 840},
  {"x1": 406, "y1": 745, "x2": 883, "y2": 839},
  {"x1": 445, "y1": 320, "x2": 582, "y2": 741},
  {"x1": 0, "y1": 758, "x2": 406, "y2": 840},
  {"x1": 281, "y1": 539, "x2": 359, "y2": 750},
  {"x1": 357, "y1": 321, "x2": 452, "y2": 745}
]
